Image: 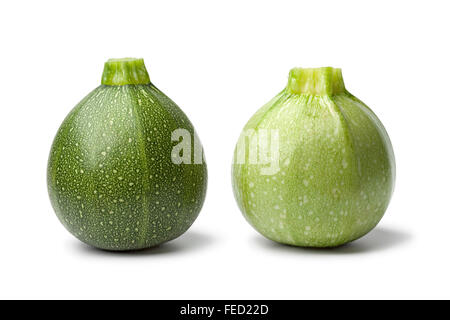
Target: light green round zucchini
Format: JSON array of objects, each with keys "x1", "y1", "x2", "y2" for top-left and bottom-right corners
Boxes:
[{"x1": 232, "y1": 67, "x2": 395, "y2": 247}]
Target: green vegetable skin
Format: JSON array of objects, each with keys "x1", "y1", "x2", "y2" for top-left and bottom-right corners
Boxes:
[
  {"x1": 232, "y1": 67, "x2": 395, "y2": 247},
  {"x1": 48, "y1": 58, "x2": 207, "y2": 251}
]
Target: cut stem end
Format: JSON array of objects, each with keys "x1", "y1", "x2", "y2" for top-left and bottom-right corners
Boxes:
[
  {"x1": 287, "y1": 67, "x2": 346, "y2": 95},
  {"x1": 101, "y1": 58, "x2": 150, "y2": 86}
]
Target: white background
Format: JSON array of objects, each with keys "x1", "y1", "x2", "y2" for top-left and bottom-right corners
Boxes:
[{"x1": 0, "y1": 0, "x2": 449, "y2": 299}]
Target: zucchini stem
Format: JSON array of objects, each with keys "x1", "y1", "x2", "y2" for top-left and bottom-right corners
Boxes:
[
  {"x1": 101, "y1": 58, "x2": 150, "y2": 86},
  {"x1": 287, "y1": 67, "x2": 346, "y2": 95}
]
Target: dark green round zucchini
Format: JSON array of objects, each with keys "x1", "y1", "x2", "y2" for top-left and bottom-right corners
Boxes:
[{"x1": 48, "y1": 58, "x2": 207, "y2": 251}]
